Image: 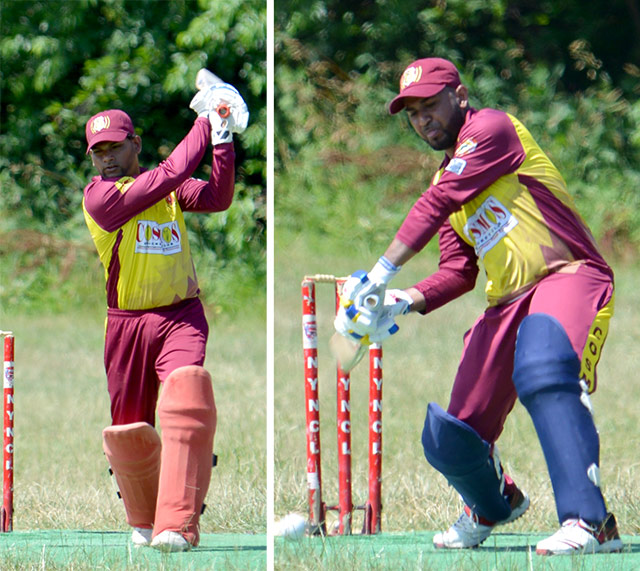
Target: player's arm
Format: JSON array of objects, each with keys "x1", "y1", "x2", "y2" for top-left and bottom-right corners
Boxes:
[
  {"x1": 178, "y1": 76, "x2": 250, "y2": 212},
  {"x1": 407, "y1": 220, "x2": 479, "y2": 314},
  {"x1": 175, "y1": 143, "x2": 236, "y2": 213},
  {"x1": 84, "y1": 118, "x2": 211, "y2": 232},
  {"x1": 336, "y1": 219, "x2": 477, "y2": 344}
]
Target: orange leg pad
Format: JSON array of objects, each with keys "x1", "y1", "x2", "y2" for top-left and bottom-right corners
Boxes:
[
  {"x1": 153, "y1": 366, "x2": 217, "y2": 546},
  {"x1": 102, "y1": 422, "x2": 161, "y2": 529}
]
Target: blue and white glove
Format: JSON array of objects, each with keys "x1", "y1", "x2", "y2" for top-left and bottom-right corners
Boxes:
[
  {"x1": 382, "y1": 288, "x2": 413, "y2": 318},
  {"x1": 334, "y1": 287, "x2": 412, "y2": 344},
  {"x1": 364, "y1": 289, "x2": 413, "y2": 343},
  {"x1": 339, "y1": 256, "x2": 400, "y2": 330},
  {"x1": 334, "y1": 257, "x2": 405, "y2": 344}
]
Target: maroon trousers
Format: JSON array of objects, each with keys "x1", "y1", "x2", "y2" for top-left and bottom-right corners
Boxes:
[
  {"x1": 447, "y1": 263, "x2": 613, "y2": 443},
  {"x1": 104, "y1": 297, "x2": 209, "y2": 425}
]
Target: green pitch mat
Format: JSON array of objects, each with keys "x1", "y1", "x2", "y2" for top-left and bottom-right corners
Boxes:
[
  {"x1": 276, "y1": 531, "x2": 640, "y2": 570},
  {"x1": 0, "y1": 530, "x2": 266, "y2": 569}
]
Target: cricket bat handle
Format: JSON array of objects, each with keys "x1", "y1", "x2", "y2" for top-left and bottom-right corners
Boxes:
[{"x1": 363, "y1": 293, "x2": 381, "y2": 310}]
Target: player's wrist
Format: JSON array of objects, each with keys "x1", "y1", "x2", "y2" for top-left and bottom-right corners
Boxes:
[{"x1": 368, "y1": 256, "x2": 401, "y2": 285}]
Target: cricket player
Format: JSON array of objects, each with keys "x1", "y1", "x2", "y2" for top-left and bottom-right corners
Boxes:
[
  {"x1": 83, "y1": 78, "x2": 248, "y2": 551},
  {"x1": 334, "y1": 58, "x2": 622, "y2": 555}
]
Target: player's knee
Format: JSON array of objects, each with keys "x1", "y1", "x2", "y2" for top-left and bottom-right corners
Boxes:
[
  {"x1": 160, "y1": 366, "x2": 216, "y2": 432},
  {"x1": 513, "y1": 313, "x2": 581, "y2": 401}
]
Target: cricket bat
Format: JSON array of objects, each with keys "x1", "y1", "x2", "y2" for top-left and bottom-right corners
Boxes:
[
  {"x1": 329, "y1": 332, "x2": 368, "y2": 373},
  {"x1": 195, "y1": 68, "x2": 231, "y2": 118},
  {"x1": 329, "y1": 291, "x2": 380, "y2": 373}
]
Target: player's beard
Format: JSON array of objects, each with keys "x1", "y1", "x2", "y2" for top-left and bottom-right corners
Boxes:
[
  {"x1": 425, "y1": 105, "x2": 466, "y2": 152},
  {"x1": 102, "y1": 164, "x2": 123, "y2": 177}
]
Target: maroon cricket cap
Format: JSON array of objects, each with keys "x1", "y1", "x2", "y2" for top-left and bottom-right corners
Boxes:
[
  {"x1": 85, "y1": 109, "x2": 135, "y2": 153},
  {"x1": 388, "y1": 58, "x2": 461, "y2": 115}
]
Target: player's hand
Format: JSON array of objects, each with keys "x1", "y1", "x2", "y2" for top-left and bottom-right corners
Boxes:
[
  {"x1": 337, "y1": 257, "x2": 401, "y2": 330},
  {"x1": 334, "y1": 298, "x2": 404, "y2": 345},
  {"x1": 334, "y1": 284, "x2": 411, "y2": 347},
  {"x1": 190, "y1": 83, "x2": 249, "y2": 134},
  {"x1": 209, "y1": 111, "x2": 233, "y2": 145},
  {"x1": 339, "y1": 270, "x2": 385, "y2": 333},
  {"x1": 189, "y1": 89, "x2": 212, "y2": 118},
  {"x1": 211, "y1": 83, "x2": 249, "y2": 134},
  {"x1": 334, "y1": 304, "x2": 383, "y2": 345},
  {"x1": 365, "y1": 289, "x2": 414, "y2": 339},
  {"x1": 334, "y1": 271, "x2": 380, "y2": 344},
  {"x1": 383, "y1": 289, "x2": 413, "y2": 317}
]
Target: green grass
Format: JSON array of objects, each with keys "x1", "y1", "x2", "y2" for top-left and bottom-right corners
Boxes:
[
  {"x1": 0, "y1": 302, "x2": 266, "y2": 567},
  {"x1": 0, "y1": 530, "x2": 266, "y2": 570},
  {"x1": 274, "y1": 228, "x2": 640, "y2": 568}
]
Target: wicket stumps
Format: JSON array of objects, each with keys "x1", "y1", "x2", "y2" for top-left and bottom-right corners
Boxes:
[
  {"x1": 1, "y1": 332, "x2": 14, "y2": 533},
  {"x1": 302, "y1": 275, "x2": 383, "y2": 536}
]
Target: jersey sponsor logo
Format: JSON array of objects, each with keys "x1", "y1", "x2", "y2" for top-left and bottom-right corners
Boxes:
[
  {"x1": 463, "y1": 196, "x2": 518, "y2": 258},
  {"x1": 135, "y1": 220, "x2": 182, "y2": 255},
  {"x1": 90, "y1": 115, "x2": 111, "y2": 134},
  {"x1": 445, "y1": 157, "x2": 467, "y2": 175},
  {"x1": 400, "y1": 65, "x2": 423, "y2": 90},
  {"x1": 455, "y1": 138, "x2": 478, "y2": 157}
]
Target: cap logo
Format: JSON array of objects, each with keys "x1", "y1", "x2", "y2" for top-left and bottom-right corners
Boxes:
[
  {"x1": 90, "y1": 115, "x2": 111, "y2": 134},
  {"x1": 400, "y1": 65, "x2": 423, "y2": 91}
]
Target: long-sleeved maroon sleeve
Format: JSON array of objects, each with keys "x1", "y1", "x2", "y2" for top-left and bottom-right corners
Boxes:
[{"x1": 175, "y1": 142, "x2": 235, "y2": 213}]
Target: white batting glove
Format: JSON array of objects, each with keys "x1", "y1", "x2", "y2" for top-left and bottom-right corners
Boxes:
[
  {"x1": 362, "y1": 289, "x2": 413, "y2": 343},
  {"x1": 209, "y1": 110, "x2": 233, "y2": 145},
  {"x1": 190, "y1": 83, "x2": 249, "y2": 134},
  {"x1": 334, "y1": 274, "x2": 409, "y2": 346},
  {"x1": 189, "y1": 89, "x2": 212, "y2": 118}
]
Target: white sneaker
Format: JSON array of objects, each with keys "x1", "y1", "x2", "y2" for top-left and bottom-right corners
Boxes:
[
  {"x1": 150, "y1": 530, "x2": 192, "y2": 552},
  {"x1": 131, "y1": 527, "x2": 153, "y2": 547},
  {"x1": 434, "y1": 487, "x2": 530, "y2": 549},
  {"x1": 536, "y1": 513, "x2": 623, "y2": 555}
]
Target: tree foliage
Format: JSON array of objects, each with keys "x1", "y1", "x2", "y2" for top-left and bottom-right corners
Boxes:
[
  {"x1": 1, "y1": 0, "x2": 266, "y2": 311},
  {"x1": 275, "y1": 0, "x2": 640, "y2": 258}
]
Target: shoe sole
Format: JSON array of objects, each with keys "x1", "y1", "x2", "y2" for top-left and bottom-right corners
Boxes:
[{"x1": 536, "y1": 538, "x2": 624, "y2": 556}]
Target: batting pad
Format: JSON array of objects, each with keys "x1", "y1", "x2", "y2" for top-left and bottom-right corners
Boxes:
[
  {"x1": 153, "y1": 366, "x2": 216, "y2": 547},
  {"x1": 422, "y1": 402, "x2": 511, "y2": 522},
  {"x1": 102, "y1": 422, "x2": 161, "y2": 529},
  {"x1": 513, "y1": 313, "x2": 607, "y2": 524}
]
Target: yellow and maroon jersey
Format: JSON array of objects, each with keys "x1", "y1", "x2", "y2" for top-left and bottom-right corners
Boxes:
[
  {"x1": 83, "y1": 118, "x2": 235, "y2": 310},
  {"x1": 396, "y1": 108, "x2": 612, "y2": 309}
]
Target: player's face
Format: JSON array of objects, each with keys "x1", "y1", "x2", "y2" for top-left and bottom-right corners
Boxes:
[
  {"x1": 91, "y1": 136, "x2": 141, "y2": 178},
  {"x1": 404, "y1": 87, "x2": 468, "y2": 156}
]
